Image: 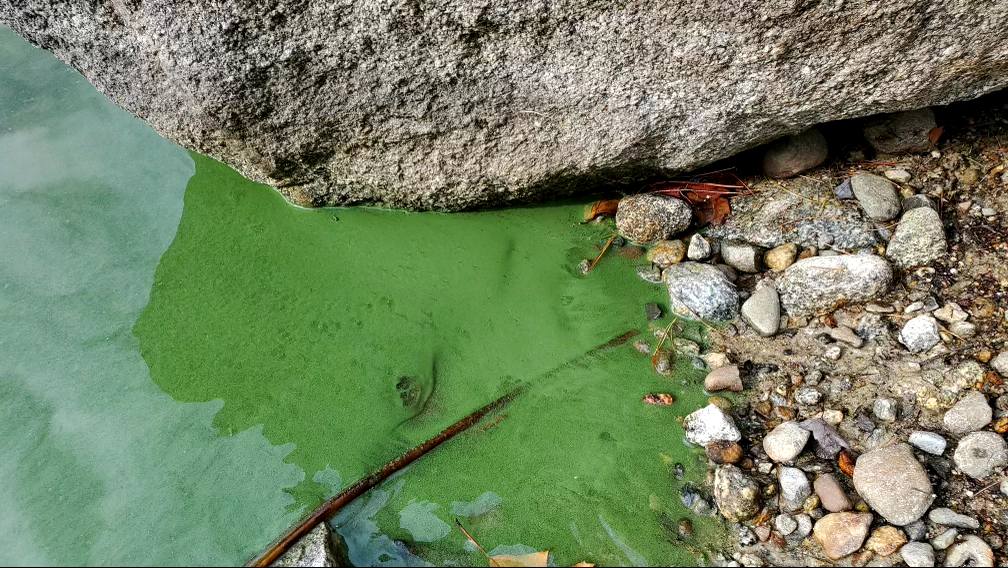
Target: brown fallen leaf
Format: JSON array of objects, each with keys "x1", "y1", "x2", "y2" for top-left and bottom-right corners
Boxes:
[
  {"x1": 643, "y1": 393, "x2": 676, "y2": 406},
  {"x1": 838, "y1": 449, "x2": 856, "y2": 476},
  {"x1": 650, "y1": 172, "x2": 749, "y2": 226},
  {"x1": 583, "y1": 199, "x2": 620, "y2": 222},
  {"x1": 928, "y1": 126, "x2": 944, "y2": 145},
  {"x1": 490, "y1": 551, "x2": 550, "y2": 567}
]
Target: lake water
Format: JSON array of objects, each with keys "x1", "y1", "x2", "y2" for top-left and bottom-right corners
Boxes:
[{"x1": 0, "y1": 27, "x2": 717, "y2": 566}]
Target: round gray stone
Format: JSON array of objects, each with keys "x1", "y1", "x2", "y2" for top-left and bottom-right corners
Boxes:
[
  {"x1": 899, "y1": 315, "x2": 940, "y2": 353},
  {"x1": 943, "y1": 391, "x2": 992, "y2": 435},
  {"x1": 663, "y1": 262, "x2": 739, "y2": 321},
  {"x1": 778, "y1": 254, "x2": 893, "y2": 316},
  {"x1": 852, "y1": 443, "x2": 934, "y2": 526},
  {"x1": 953, "y1": 431, "x2": 1008, "y2": 480},
  {"x1": 850, "y1": 171, "x2": 901, "y2": 221},
  {"x1": 615, "y1": 194, "x2": 692, "y2": 244},
  {"x1": 741, "y1": 284, "x2": 781, "y2": 337}
]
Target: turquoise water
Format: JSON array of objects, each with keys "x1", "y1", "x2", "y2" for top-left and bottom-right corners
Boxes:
[{"x1": 0, "y1": 27, "x2": 718, "y2": 566}]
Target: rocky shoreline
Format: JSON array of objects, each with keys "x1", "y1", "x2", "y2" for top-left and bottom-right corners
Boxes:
[{"x1": 600, "y1": 97, "x2": 1008, "y2": 566}]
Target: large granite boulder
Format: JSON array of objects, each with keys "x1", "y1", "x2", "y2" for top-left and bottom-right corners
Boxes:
[{"x1": 3, "y1": 1, "x2": 1006, "y2": 209}]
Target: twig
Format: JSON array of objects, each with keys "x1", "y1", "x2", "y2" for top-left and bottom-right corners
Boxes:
[
  {"x1": 586, "y1": 233, "x2": 618, "y2": 273},
  {"x1": 246, "y1": 388, "x2": 524, "y2": 567},
  {"x1": 455, "y1": 519, "x2": 492, "y2": 561}
]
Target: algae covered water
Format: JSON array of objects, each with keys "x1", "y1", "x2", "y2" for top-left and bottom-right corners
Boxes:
[{"x1": 1, "y1": 26, "x2": 719, "y2": 566}]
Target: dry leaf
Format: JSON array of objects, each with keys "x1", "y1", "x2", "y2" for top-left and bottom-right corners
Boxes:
[
  {"x1": 651, "y1": 174, "x2": 747, "y2": 227},
  {"x1": 643, "y1": 393, "x2": 676, "y2": 406},
  {"x1": 928, "y1": 126, "x2": 944, "y2": 145},
  {"x1": 490, "y1": 551, "x2": 550, "y2": 567},
  {"x1": 838, "y1": 449, "x2": 856, "y2": 476},
  {"x1": 583, "y1": 199, "x2": 620, "y2": 222}
]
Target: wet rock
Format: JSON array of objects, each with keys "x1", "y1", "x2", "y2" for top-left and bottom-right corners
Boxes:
[
  {"x1": 886, "y1": 207, "x2": 947, "y2": 269},
  {"x1": 778, "y1": 254, "x2": 893, "y2": 316},
  {"x1": 814, "y1": 473, "x2": 852, "y2": 512},
  {"x1": 741, "y1": 285, "x2": 781, "y2": 337},
  {"x1": 943, "y1": 391, "x2": 992, "y2": 435},
  {"x1": 944, "y1": 535, "x2": 994, "y2": 567},
  {"x1": 644, "y1": 302, "x2": 663, "y2": 321},
  {"x1": 866, "y1": 525, "x2": 907, "y2": 556},
  {"x1": 707, "y1": 178, "x2": 877, "y2": 250},
  {"x1": 680, "y1": 484, "x2": 715, "y2": 516},
  {"x1": 663, "y1": 262, "x2": 739, "y2": 321},
  {"x1": 616, "y1": 194, "x2": 692, "y2": 244},
  {"x1": 636, "y1": 265, "x2": 663, "y2": 284},
  {"x1": 763, "y1": 421, "x2": 811, "y2": 463},
  {"x1": 713, "y1": 465, "x2": 761, "y2": 522},
  {"x1": 762, "y1": 128, "x2": 829, "y2": 178},
  {"x1": 705, "y1": 365, "x2": 743, "y2": 392},
  {"x1": 899, "y1": 315, "x2": 941, "y2": 353},
  {"x1": 850, "y1": 172, "x2": 901, "y2": 222},
  {"x1": 706, "y1": 441, "x2": 743, "y2": 464},
  {"x1": 684, "y1": 403, "x2": 741, "y2": 447},
  {"x1": 901, "y1": 542, "x2": 935, "y2": 567},
  {"x1": 273, "y1": 523, "x2": 342, "y2": 567},
  {"x1": 646, "y1": 239, "x2": 687, "y2": 268},
  {"x1": 853, "y1": 443, "x2": 933, "y2": 525},
  {"x1": 863, "y1": 108, "x2": 937, "y2": 154},
  {"x1": 927, "y1": 508, "x2": 979, "y2": 530},
  {"x1": 909, "y1": 431, "x2": 947, "y2": 455},
  {"x1": 953, "y1": 431, "x2": 1008, "y2": 479},
  {"x1": 813, "y1": 512, "x2": 873, "y2": 560},
  {"x1": 676, "y1": 518, "x2": 693, "y2": 539},
  {"x1": 687, "y1": 233, "x2": 714, "y2": 261},
  {"x1": 721, "y1": 241, "x2": 762, "y2": 273},
  {"x1": 778, "y1": 466, "x2": 811, "y2": 512}
]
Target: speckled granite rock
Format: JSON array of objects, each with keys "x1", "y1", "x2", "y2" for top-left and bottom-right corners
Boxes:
[
  {"x1": 3, "y1": 1, "x2": 1007, "y2": 209},
  {"x1": 778, "y1": 254, "x2": 893, "y2": 316}
]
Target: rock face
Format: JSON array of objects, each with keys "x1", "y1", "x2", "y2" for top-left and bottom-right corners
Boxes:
[
  {"x1": 778, "y1": 255, "x2": 894, "y2": 316},
  {"x1": 3, "y1": 2, "x2": 1008, "y2": 209},
  {"x1": 853, "y1": 443, "x2": 934, "y2": 526}
]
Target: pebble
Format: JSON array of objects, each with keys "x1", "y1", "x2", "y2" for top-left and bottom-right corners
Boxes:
[
  {"x1": 927, "y1": 508, "x2": 979, "y2": 530},
  {"x1": 852, "y1": 443, "x2": 934, "y2": 525},
  {"x1": 763, "y1": 421, "x2": 811, "y2": 462},
  {"x1": 706, "y1": 441, "x2": 743, "y2": 464},
  {"x1": 615, "y1": 194, "x2": 692, "y2": 244},
  {"x1": 944, "y1": 535, "x2": 994, "y2": 567},
  {"x1": 687, "y1": 233, "x2": 714, "y2": 260},
  {"x1": 812, "y1": 512, "x2": 873, "y2": 560},
  {"x1": 949, "y1": 321, "x2": 977, "y2": 338},
  {"x1": 774, "y1": 513, "x2": 797, "y2": 536},
  {"x1": 705, "y1": 365, "x2": 743, "y2": 393},
  {"x1": 778, "y1": 254, "x2": 894, "y2": 316},
  {"x1": 886, "y1": 207, "x2": 947, "y2": 269},
  {"x1": 1002, "y1": 479, "x2": 1008, "y2": 497},
  {"x1": 873, "y1": 398, "x2": 898, "y2": 422},
  {"x1": 702, "y1": 352, "x2": 730, "y2": 370},
  {"x1": 645, "y1": 239, "x2": 686, "y2": 267},
  {"x1": 764, "y1": 243, "x2": 798, "y2": 271},
  {"x1": 761, "y1": 128, "x2": 829, "y2": 178},
  {"x1": 713, "y1": 465, "x2": 761, "y2": 522},
  {"x1": 822, "y1": 409, "x2": 843, "y2": 425},
  {"x1": 741, "y1": 285, "x2": 780, "y2": 337},
  {"x1": 862, "y1": 108, "x2": 936, "y2": 154},
  {"x1": 884, "y1": 168, "x2": 912, "y2": 183},
  {"x1": 899, "y1": 315, "x2": 941, "y2": 353},
  {"x1": 934, "y1": 302, "x2": 969, "y2": 324},
  {"x1": 900, "y1": 542, "x2": 935, "y2": 567},
  {"x1": 991, "y1": 351, "x2": 1008, "y2": 376},
  {"x1": 823, "y1": 345, "x2": 843, "y2": 361},
  {"x1": 721, "y1": 240, "x2": 763, "y2": 273},
  {"x1": 908, "y1": 431, "x2": 947, "y2": 455},
  {"x1": 663, "y1": 262, "x2": 740, "y2": 321},
  {"x1": 953, "y1": 431, "x2": 1008, "y2": 479},
  {"x1": 866, "y1": 525, "x2": 907, "y2": 556},
  {"x1": 828, "y1": 325, "x2": 863, "y2": 347},
  {"x1": 902, "y1": 194, "x2": 936, "y2": 212},
  {"x1": 813, "y1": 473, "x2": 852, "y2": 512},
  {"x1": 794, "y1": 385, "x2": 823, "y2": 405},
  {"x1": 904, "y1": 520, "x2": 928, "y2": 541},
  {"x1": 943, "y1": 391, "x2": 992, "y2": 435},
  {"x1": 930, "y1": 528, "x2": 958, "y2": 550},
  {"x1": 850, "y1": 172, "x2": 901, "y2": 221},
  {"x1": 684, "y1": 404, "x2": 741, "y2": 447},
  {"x1": 778, "y1": 466, "x2": 811, "y2": 512}
]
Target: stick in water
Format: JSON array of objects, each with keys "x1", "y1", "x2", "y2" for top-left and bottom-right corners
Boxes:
[{"x1": 247, "y1": 387, "x2": 523, "y2": 567}]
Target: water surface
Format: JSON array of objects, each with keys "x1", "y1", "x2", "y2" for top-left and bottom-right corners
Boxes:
[{"x1": 0, "y1": 27, "x2": 718, "y2": 567}]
